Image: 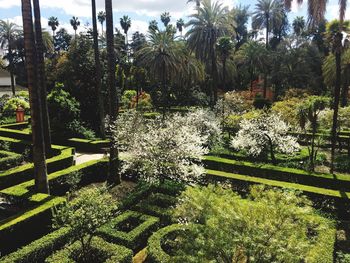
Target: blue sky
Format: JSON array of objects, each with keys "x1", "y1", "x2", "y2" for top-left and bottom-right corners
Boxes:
[{"x1": 0, "y1": 0, "x2": 345, "y2": 35}]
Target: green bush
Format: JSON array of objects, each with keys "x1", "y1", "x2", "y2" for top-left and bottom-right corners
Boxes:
[
  {"x1": 147, "y1": 224, "x2": 191, "y2": 263},
  {"x1": 334, "y1": 154, "x2": 350, "y2": 173},
  {"x1": 3, "y1": 97, "x2": 30, "y2": 116},
  {"x1": 253, "y1": 95, "x2": 271, "y2": 109},
  {"x1": 1, "y1": 227, "x2": 73, "y2": 263},
  {"x1": 121, "y1": 90, "x2": 137, "y2": 108},
  {"x1": 98, "y1": 210, "x2": 159, "y2": 251},
  {"x1": 45, "y1": 236, "x2": 132, "y2": 263},
  {"x1": 0, "y1": 150, "x2": 23, "y2": 171}
]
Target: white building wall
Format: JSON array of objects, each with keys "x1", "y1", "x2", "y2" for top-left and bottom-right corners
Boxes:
[{"x1": 0, "y1": 76, "x2": 12, "y2": 86}]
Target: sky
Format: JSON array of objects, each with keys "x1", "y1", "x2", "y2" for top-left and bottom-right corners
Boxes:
[{"x1": 0, "y1": 0, "x2": 347, "y2": 36}]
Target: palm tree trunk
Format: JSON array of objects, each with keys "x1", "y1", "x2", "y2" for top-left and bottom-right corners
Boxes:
[
  {"x1": 33, "y1": 0, "x2": 52, "y2": 154},
  {"x1": 21, "y1": 0, "x2": 49, "y2": 194},
  {"x1": 92, "y1": 0, "x2": 106, "y2": 138},
  {"x1": 341, "y1": 65, "x2": 349, "y2": 107},
  {"x1": 330, "y1": 32, "x2": 343, "y2": 174},
  {"x1": 263, "y1": 15, "x2": 269, "y2": 99},
  {"x1": 223, "y1": 56, "x2": 227, "y2": 91},
  {"x1": 8, "y1": 45, "x2": 16, "y2": 96},
  {"x1": 105, "y1": 0, "x2": 120, "y2": 185}
]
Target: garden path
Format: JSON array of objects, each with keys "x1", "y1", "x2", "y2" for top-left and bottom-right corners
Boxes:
[{"x1": 75, "y1": 152, "x2": 105, "y2": 165}]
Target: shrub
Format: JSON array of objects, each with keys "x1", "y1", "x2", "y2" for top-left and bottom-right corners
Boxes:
[
  {"x1": 334, "y1": 154, "x2": 350, "y2": 173},
  {"x1": 121, "y1": 90, "x2": 137, "y2": 109},
  {"x1": 171, "y1": 185, "x2": 336, "y2": 263},
  {"x1": 253, "y1": 95, "x2": 271, "y2": 109},
  {"x1": 271, "y1": 97, "x2": 304, "y2": 127},
  {"x1": 52, "y1": 186, "x2": 116, "y2": 259},
  {"x1": 3, "y1": 97, "x2": 30, "y2": 116},
  {"x1": 45, "y1": 236, "x2": 132, "y2": 263}
]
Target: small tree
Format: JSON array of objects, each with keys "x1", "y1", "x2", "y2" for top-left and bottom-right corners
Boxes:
[
  {"x1": 297, "y1": 96, "x2": 330, "y2": 171},
  {"x1": 231, "y1": 112, "x2": 300, "y2": 164},
  {"x1": 52, "y1": 186, "x2": 115, "y2": 262}
]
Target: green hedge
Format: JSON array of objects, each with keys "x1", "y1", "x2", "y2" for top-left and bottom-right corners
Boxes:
[
  {"x1": 65, "y1": 138, "x2": 109, "y2": 153},
  {"x1": 147, "y1": 224, "x2": 191, "y2": 263},
  {"x1": 0, "y1": 127, "x2": 31, "y2": 140},
  {"x1": 0, "y1": 145, "x2": 74, "y2": 190},
  {"x1": 1, "y1": 227, "x2": 73, "y2": 263},
  {"x1": 45, "y1": 236, "x2": 133, "y2": 263},
  {"x1": 204, "y1": 156, "x2": 350, "y2": 192},
  {"x1": 0, "y1": 122, "x2": 28, "y2": 131},
  {"x1": 0, "y1": 194, "x2": 65, "y2": 255},
  {"x1": 98, "y1": 210, "x2": 159, "y2": 251},
  {"x1": 0, "y1": 150, "x2": 23, "y2": 171},
  {"x1": 132, "y1": 193, "x2": 177, "y2": 224},
  {"x1": 0, "y1": 159, "x2": 108, "y2": 255}
]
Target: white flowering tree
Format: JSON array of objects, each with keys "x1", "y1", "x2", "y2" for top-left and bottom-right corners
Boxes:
[
  {"x1": 110, "y1": 109, "x2": 221, "y2": 184},
  {"x1": 231, "y1": 113, "x2": 300, "y2": 164}
]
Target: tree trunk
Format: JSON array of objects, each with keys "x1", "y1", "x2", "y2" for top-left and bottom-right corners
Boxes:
[
  {"x1": 263, "y1": 15, "x2": 269, "y2": 99},
  {"x1": 33, "y1": 0, "x2": 52, "y2": 154},
  {"x1": 92, "y1": 0, "x2": 106, "y2": 138},
  {"x1": 330, "y1": 32, "x2": 343, "y2": 174},
  {"x1": 211, "y1": 46, "x2": 218, "y2": 105},
  {"x1": 222, "y1": 56, "x2": 226, "y2": 92},
  {"x1": 105, "y1": 0, "x2": 120, "y2": 185},
  {"x1": 21, "y1": 0, "x2": 49, "y2": 194},
  {"x1": 8, "y1": 45, "x2": 16, "y2": 96},
  {"x1": 341, "y1": 65, "x2": 350, "y2": 107}
]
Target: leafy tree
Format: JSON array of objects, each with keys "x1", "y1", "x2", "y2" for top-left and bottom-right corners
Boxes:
[
  {"x1": 130, "y1": 31, "x2": 146, "y2": 53},
  {"x1": 70, "y1": 16, "x2": 80, "y2": 37},
  {"x1": 160, "y1": 12, "x2": 171, "y2": 27},
  {"x1": 298, "y1": 96, "x2": 330, "y2": 171},
  {"x1": 52, "y1": 186, "x2": 115, "y2": 262},
  {"x1": 172, "y1": 184, "x2": 335, "y2": 263},
  {"x1": 54, "y1": 28, "x2": 71, "y2": 52},
  {"x1": 0, "y1": 20, "x2": 21, "y2": 95},
  {"x1": 231, "y1": 112, "x2": 300, "y2": 164},
  {"x1": 232, "y1": 5, "x2": 250, "y2": 50},
  {"x1": 186, "y1": 0, "x2": 230, "y2": 105},
  {"x1": 48, "y1": 16, "x2": 59, "y2": 37}
]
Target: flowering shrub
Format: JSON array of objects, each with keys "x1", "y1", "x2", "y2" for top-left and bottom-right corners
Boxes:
[
  {"x1": 215, "y1": 91, "x2": 252, "y2": 119},
  {"x1": 231, "y1": 113, "x2": 300, "y2": 163},
  {"x1": 111, "y1": 109, "x2": 220, "y2": 184}
]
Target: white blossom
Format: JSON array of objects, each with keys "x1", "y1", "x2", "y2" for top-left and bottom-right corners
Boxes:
[{"x1": 231, "y1": 113, "x2": 300, "y2": 159}]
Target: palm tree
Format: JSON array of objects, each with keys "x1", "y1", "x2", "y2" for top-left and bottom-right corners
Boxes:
[
  {"x1": 176, "y1": 18, "x2": 185, "y2": 36},
  {"x1": 48, "y1": 16, "x2": 59, "y2": 37},
  {"x1": 21, "y1": 0, "x2": 49, "y2": 194},
  {"x1": 187, "y1": 0, "x2": 202, "y2": 9},
  {"x1": 98, "y1": 11, "x2": 106, "y2": 36},
  {"x1": 149, "y1": 20, "x2": 159, "y2": 32},
  {"x1": 216, "y1": 36, "x2": 234, "y2": 91},
  {"x1": 293, "y1": 16, "x2": 306, "y2": 36},
  {"x1": 286, "y1": 0, "x2": 348, "y2": 174},
  {"x1": 137, "y1": 28, "x2": 183, "y2": 115},
  {"x1": 161, "y1": 12, "x2": 171, "y2": 27},
  {"x1": 92, "y1": 0, "x2": 105, "y2": 138},
  {"x1": 252, "y1": 0, "x2": 284, "y2": 98},
  {"x1": 120, "y1": 15, "x2": 131, "y2": 45},
  {"x1": 105, "y1": 0, "x2": 120, "y2": 185},
  {"x1": 186, "y1": 0, "x2": 230, "y2": 105},
  {"x1": 33, "y1": 0, "x2": 52, "y2": 154},
  {"x1": 0, "y1": 20, "x2": 21, "y2": 95},
  {"x1": 70, "y1": 16, "x2": 80, "y2": 38}
]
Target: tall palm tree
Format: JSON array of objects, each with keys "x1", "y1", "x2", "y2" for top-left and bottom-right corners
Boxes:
[
  {"x1": 21, "y1": 0, "x2": 49, "y2": 194},
  {"x1": 0, "y1": 20, "x2": 21, "y2": 95},
  {"x1": 120, "y1": 15, "x2": 131, "y2": 45},
  {"x1": 105, "y1": 0, "x2": 120, "y2": 185},
  {"x1": 252, "y1": 0, "x2": 284, "y2": 98},
  {"x1": 187, "y1": 0, "x2": 202, "y2": 9},
  {"x1": 149, "y1": 20, "x2": 159, "y2": 32},
  {"x1": 293, "y1": 16, "x2": 306, "y2": 36},
  {"x1": 98, "y1": 11, "x2": 106, "y2": 36},
  {"x1": 186, "y1": 0, "x2": 230, "y2": 105},
  {"x1": 48, "y1": 16, "x2": 59, "y2": 38},
  {"x1": 286, "y1": 0, "x2": 348, "y2": 174},
  {"x1": 137, "y1": 28, "x2": 184, "y2": 115},
  {"x1": 33, "y1": 0, "x2": 52, "y2": 154},
  {"x1": 216, "y1": 36, "x2": 234, "y2": 91},
  {"x1": 92, "y1": 0, "x2": 105, "y2": 138},
  {"x1": 161, "y1": 12, "x2": 171, "y2": 27},
  {"x1": 176, "y1": 18, "x2": 185, "y2": 36},
  {"x1": 70, "y1": 16, "x2": 80, "y2": 38}
]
